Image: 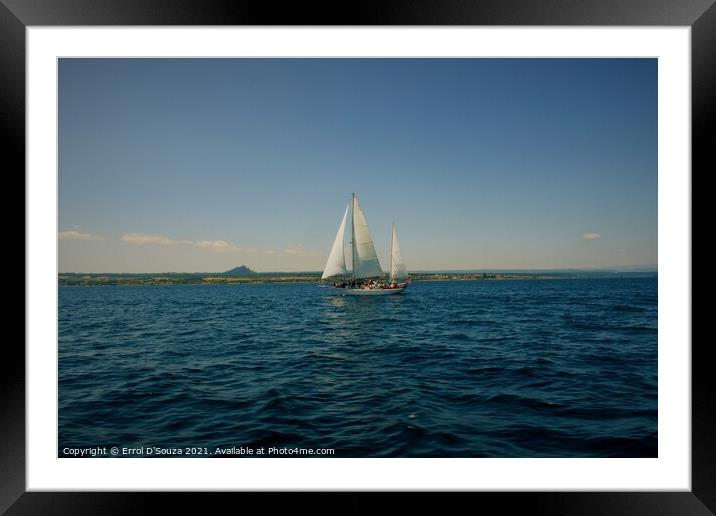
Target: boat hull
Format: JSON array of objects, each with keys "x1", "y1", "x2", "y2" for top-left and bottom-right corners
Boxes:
[{"x1": 332, "y1": 285, "x2": 408, "y2": 296}]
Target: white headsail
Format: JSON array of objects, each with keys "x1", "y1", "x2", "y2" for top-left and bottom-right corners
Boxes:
[
  {"x1": 351, "y1": 195, "x2": 383, "y2": 279},
  {"x1": 390, "y1": 224, "x2": 408, "y2": 282},
  {"x1": 321, "y1": 204, "x2": 349, "y2": 279}
]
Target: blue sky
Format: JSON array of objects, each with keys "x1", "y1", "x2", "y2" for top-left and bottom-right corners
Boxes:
[{"x1": 59, "y1": 58, "x2": 656, "y2": 273}]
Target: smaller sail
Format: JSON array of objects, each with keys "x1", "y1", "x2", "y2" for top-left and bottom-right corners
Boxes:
[
  {"x1": 321, "y1": 204, "x2": 349, "y2": 279},
  {"x1": 390, "y1": 224, "x2": 408, "y2": 281}
]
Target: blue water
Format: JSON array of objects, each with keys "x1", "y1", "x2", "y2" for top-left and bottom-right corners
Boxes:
[{"x1": 58, "y1": 277, "x2": 657, "y2": 457}]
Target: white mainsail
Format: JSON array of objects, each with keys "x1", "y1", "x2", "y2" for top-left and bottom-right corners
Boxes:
[
  {"x1": 321, "y1": 204, "x2": 349, "y2": 279},
  {"x1": 390, "y1": 224, "x2": 408, "y2": 281},
  {"x1": 351, "y1": 195, "x2": 383, "y2": 279}
]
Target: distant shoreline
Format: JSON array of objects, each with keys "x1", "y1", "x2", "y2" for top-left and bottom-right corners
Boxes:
[{"x1": 58, "y1": 271, "x2": 656, "y2": 286}]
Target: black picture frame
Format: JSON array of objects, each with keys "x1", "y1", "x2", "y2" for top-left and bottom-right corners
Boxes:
[{"x1": 4, "y1": 1, "x2": 708, "y2": 513}]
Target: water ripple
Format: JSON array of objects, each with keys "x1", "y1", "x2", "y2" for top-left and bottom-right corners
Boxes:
[{"x1": 59, "y1": 277, "x2": 657, "y2": 457}]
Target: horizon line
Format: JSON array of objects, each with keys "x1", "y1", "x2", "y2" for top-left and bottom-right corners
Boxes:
[{"x1": 59, "y1": 265, "x2": 659, "y2": 275}]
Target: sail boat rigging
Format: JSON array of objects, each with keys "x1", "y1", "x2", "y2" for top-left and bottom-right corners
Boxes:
[{"x1": 322, "y1": 194, "x2": 410, "y2": 295}]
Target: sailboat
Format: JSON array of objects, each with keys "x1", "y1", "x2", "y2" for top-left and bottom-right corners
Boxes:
[{"x1": 321, "y1": 194, "x2": 410, "y2": 296}]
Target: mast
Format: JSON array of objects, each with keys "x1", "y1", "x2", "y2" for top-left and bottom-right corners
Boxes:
[
  {"x1": 390, "y1": 222, "x2": 394, "y2": 282},
  {"x1": 351, "y1": 193, "x2": 356, "y2": 281}
]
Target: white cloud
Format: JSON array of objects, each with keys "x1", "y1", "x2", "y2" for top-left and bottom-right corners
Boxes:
[
  {"x1": 121, "y1": 232, "x2": 246, "y2": 253},
  {"x1": 583, "y1": 233, "x2": 601, "y2": 240},
  {"x1": 122, "y1": 233, "x2": 176, "y2": 245},
  {"x1": 193, "y1": 240, "x2": 241, "y2": 253},
  {"x1": 283, "y1": 244, "x2": 323, "y2": 256},
  {"x1": 59, "y1": 230, "x2": 104, "y2": 241},
  {"x1": 121, "y1": 232, "x2": 312, "y2": 257}
]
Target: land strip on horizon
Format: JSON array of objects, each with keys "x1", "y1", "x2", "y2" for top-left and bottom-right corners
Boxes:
[{"x1": 58, "y1": 270, "x2": 656, "y2": 286}]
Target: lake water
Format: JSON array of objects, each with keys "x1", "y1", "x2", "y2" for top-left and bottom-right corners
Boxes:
[{"x1": 58, "y1": 277, "x2": 657, "y2": 457}]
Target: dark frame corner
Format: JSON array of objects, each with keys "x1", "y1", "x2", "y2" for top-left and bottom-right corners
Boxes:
[{"x1": 5, "y1": 0, "x2": 709, "y2": 513}]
